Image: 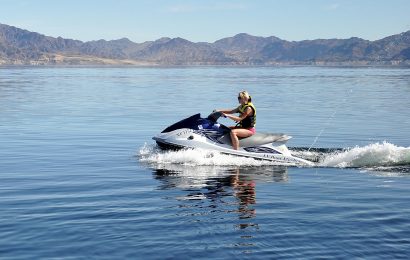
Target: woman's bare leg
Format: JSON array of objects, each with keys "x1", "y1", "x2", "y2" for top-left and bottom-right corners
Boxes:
[{"x1": 230, "y1": 128, "x2": 253, "y2": 150}]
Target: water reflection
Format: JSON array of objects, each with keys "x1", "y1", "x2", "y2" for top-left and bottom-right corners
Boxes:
[
  {"x1": 153, "y1": 165, "x2": 288, "y2": 191},
  {"x1": 152, "y1": 165, "x2": 288, "y2": 250},
  {"x1": 231, "y1": 168, "x2": 257, "y2": 224}
]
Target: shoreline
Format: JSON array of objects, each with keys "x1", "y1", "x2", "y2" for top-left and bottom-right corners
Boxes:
[{"x1": 1, "y1": 63, "x2": 410, "y2": 68}]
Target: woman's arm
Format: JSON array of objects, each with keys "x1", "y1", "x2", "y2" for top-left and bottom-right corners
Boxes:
[
  {"x1": 216, "y1": 107, "x2": 238, "y2": 114},
  {"x1": 223, "y1": 107, "x2": 252, "y2": 122}
]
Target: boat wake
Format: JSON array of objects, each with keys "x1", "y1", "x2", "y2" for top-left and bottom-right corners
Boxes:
[
  {"x1": 138, "y1": 143, "x2": 277, "y2": 167},
  {"x1": 137, "y1": 142, "x2": 410, "y2": 174}
]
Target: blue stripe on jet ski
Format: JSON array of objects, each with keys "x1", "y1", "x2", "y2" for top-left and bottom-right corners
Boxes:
[{"x1": 243, "y1": 147, "x2": 282, "y2": 154}]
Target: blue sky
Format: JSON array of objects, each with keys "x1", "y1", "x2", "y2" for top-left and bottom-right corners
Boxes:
[{"x1": 1, "y1": 0, "x2": 409, "y2": 43}]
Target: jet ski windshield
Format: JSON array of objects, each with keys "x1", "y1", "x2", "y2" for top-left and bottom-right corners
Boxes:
[
  {"x1": 161, "y1": 114, "x2": 202, "y2": 133},
  {"x1": 161, "y1": 112, "x2": 229, "y2": 134},
  {"x1": 207, "y1": 111, "x2": 223, "y2": 123}
]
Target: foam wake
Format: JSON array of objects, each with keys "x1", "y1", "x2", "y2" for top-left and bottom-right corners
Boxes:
[
  {"x1": 138, "y1": 143, "x2": 283, "y2": 167},
  {"x1": 318, "y1": 142, "x2": 410, "y2": 168},
  {"x1": 137, "y1": 142, "x2": 410, "y2": 172}
]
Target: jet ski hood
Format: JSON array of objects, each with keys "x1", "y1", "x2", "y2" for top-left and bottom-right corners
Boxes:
[{"x1": 161, "y1": 113, "x2": 206, "y2": 133}]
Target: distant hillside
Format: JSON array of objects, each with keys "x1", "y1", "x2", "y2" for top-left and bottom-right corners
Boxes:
[{"x1": 1, "y1": 23, "x2": 409, "y2": 65}]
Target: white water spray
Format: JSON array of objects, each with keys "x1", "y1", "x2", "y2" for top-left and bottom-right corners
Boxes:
[
  {"x1": 319, "y1": 142, "x2": 410, "y2": 168},
  {"x1": 138, "y1": 142, "x2": 410, "y2": 170}
]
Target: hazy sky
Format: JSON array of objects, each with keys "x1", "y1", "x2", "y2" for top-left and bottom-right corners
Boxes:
[{"x1": 1, "y1": 0, "x2": 409, "y2": 43}]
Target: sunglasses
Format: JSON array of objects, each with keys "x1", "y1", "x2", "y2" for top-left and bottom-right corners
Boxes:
[{"x1": 237, "y1": 96, "x2": 242, "y2": 100}]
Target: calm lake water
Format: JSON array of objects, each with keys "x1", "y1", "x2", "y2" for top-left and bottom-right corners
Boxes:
[{"x1": 1, "y1": 66, "x2": 410, "y2": 259}]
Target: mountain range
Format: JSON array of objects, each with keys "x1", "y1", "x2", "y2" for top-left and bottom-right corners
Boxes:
[{"x1": 1, "y1": 23, "x2": 409, "y2": 65}]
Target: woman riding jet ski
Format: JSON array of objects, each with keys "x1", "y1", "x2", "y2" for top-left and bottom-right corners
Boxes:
[
  {"x1": 152, "y1": 91, "x2": 314, "y2": 166},
  {"x1": 215, "y1": 90, "x2": 257, "y2": 150}
]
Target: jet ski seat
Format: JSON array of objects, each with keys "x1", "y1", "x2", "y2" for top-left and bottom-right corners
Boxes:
[{"x1": 217, "y1": 132, "x2": 291, "y2": 147}]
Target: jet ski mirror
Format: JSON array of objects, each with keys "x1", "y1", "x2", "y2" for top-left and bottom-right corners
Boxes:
[{"x1": 207, "y1": 111, "x2": 223, "y2": 123}]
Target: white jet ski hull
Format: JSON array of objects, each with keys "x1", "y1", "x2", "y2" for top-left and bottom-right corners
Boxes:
[{"x1": 153, "y1": 128, "x2": 314, "y2": 166}]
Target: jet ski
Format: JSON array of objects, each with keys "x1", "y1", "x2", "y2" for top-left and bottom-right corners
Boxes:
[{"x1": 152, "y1": 112, "x2": 314, "y2": 166}]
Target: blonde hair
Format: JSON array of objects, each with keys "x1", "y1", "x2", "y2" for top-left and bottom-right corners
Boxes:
[{"x1": 238, "y1": 90, "x2": 252, "y2": 102}]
